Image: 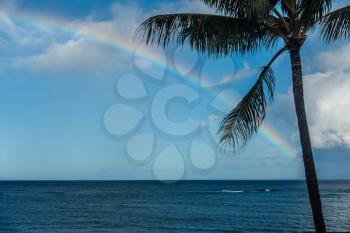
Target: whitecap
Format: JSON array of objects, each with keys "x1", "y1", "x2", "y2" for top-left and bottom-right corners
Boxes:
[{"x1": 221, "y1": 190, "x2": 244, "y2": 193}]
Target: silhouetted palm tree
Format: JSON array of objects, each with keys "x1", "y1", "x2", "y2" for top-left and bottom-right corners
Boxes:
[{"x1": 136, "y1": 1, "x2": 350, "y2": 232}]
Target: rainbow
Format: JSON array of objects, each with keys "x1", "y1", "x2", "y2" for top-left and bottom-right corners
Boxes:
[
  {"x1": 260, "y1": 124, "x2": 297, "y2": 158},
  {"x1": 1, "y1": 8, "x2": 297, "y2": 158}
]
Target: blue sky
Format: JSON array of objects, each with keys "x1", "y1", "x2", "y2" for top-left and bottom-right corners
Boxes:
[{"x1": 0, "y1": 0, "x2": 349, "y2": 180}]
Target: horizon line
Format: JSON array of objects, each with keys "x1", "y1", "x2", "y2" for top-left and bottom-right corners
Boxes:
[{"x1": 1, "y1": 179, "x2": 349, "y2": 182}]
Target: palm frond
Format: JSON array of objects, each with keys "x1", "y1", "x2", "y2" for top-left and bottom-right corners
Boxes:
[
  {"x1": 218, "y1": 47, "x2": 287, "y2": 150},
  {"x1": 202, "y1": 0, "x2": 277, "y2": 20},
  {"x1": 136, "y1": 13, "x2": 277, "y2": 56},
  {"x1": 299, "y1": 0, "x2": 333, "y2": 30},
  {"x1": 320, "y1": 6, "x2": 350, "y2": 42},
  {"x1": 280, "y1": 0, "x2": 297, "y2": 18}
]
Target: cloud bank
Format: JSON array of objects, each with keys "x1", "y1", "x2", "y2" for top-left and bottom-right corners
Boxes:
[{"x1": 280, "y1": 43, "x2": 350, "y2": 149}]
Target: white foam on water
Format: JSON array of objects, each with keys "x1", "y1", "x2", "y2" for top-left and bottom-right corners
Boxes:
[{"x1": 221, "y1": 190, "x2": 244, "y2": 193}]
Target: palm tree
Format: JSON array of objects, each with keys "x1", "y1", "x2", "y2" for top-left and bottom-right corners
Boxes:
[{"x1": 136, "y1": 1, "x2": 350, "y2": 232}]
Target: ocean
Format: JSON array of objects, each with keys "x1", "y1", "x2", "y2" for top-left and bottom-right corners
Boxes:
[{"x1": 0, "y1": 180, "x2": 349, "y2": 233}]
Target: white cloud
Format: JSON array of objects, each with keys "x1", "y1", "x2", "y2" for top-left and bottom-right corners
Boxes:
[
  {"x1": 279, "y1": 43, "x2": 350, "y2": 149},
  {"x1": 9, "y1": 1, "x2": 213, "y2": 75},
  {"x1": 73, "y1": 2, "x2": 143, "y2": 39},
  {"x1": 220, "y1": 62, "x2": 255, "y2": 84},
  {"x1": 17, "y1": 38, "x2": 130, "y2": 74},
  {"x1": 0, "y1": 1, "x2": 62, "y2": 51},
  {"x1": 13, "y1": 3, "x2": 142, "y2": 74},
  {"x1": 312, "y1": 43, "x2": 350, "y2": 73},
  {"x1": 153, "y1": 0, "x2": 213, "y2": 15},
  {"x1": 304, "y1": 71, "x2": 350, "y2": 148}
]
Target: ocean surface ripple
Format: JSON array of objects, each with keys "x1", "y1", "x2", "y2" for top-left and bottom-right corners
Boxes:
[{"x1": 0, "y1": 180, "x2": 349, "y2": 233}]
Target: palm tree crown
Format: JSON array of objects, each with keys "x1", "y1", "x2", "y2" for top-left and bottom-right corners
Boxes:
[
  {"x1": 137, "y1": 0, "x2": 349, "y2": 150},
  {"x1": 136, "y1": 1, "x2": 350, "y2": 232},
  {"x1": 138, "y1": 0, "x2": 350, "y2": 148}
]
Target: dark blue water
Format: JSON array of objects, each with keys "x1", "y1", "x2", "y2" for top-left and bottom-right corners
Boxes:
[{"x1": 0, "y1": 181, "x2": 349, "y2": 233}]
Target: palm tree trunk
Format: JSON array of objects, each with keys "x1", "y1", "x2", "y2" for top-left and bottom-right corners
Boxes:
[{"x1": 289, "y1": 46, "x2": 326, "y2": 233}]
